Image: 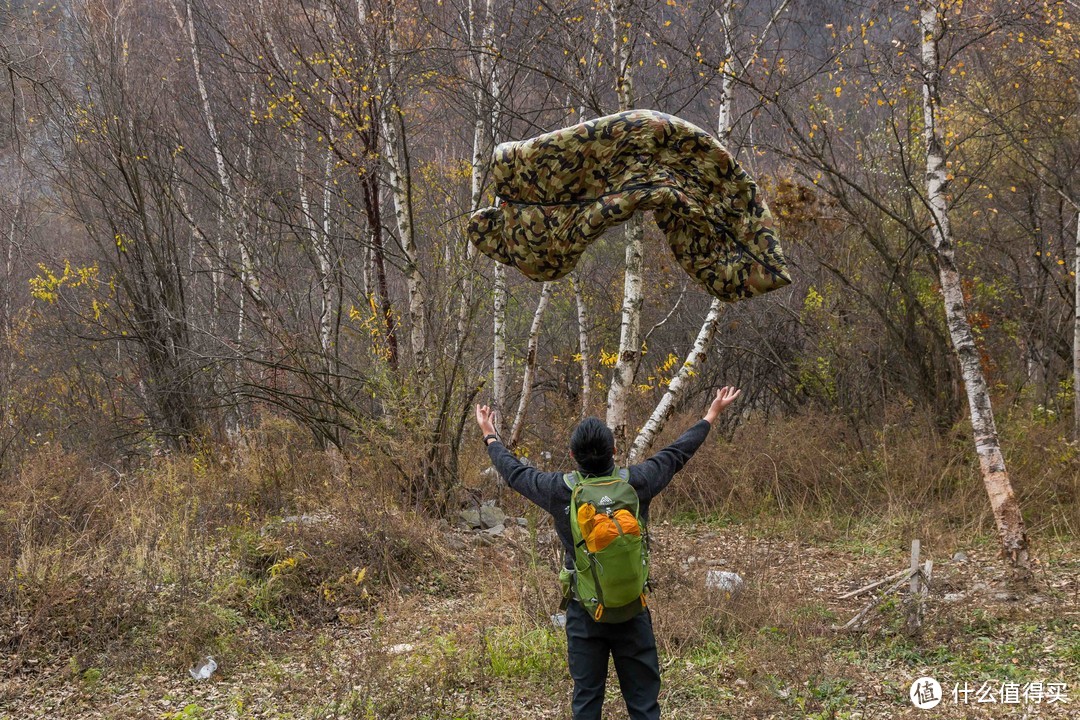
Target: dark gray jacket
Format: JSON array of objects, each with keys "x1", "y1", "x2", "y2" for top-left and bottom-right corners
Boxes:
[{"x1": 485, "y1": 420, "x2": 712, "y2": 567}]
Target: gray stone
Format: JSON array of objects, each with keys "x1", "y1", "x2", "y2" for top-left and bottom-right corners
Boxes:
[
  {"x1": 458, "y1": 508, "x2": 482, "y2": 529},
  {"x1": 479, "y1": 504, "x2": 507, "y2": 529},
  {"x1": 951, "y1": 551, "x2": 969, "y2": 563},
  {"x1": 705, "y1": 570, "x2": 744, "y2": 596},
  {"x1": 282, "y1": 514, "x2": 322, "y2": 525},
  {"x1": 484, "y1": 523, "x2": 506, "y2": 536},
  {"x1": 943, "y1": 593, "x2": 965, "y2": 603},
  {"x1": 512, "y1": 517, "x2": 528, "y2": 527},
  {"x1": 261, "y1": 513, "x2": 329, "y2": 536}
]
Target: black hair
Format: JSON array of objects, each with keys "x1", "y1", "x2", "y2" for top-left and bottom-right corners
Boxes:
[{"x1": 570, "y1": 417, "x2": 615, "y2": 474}]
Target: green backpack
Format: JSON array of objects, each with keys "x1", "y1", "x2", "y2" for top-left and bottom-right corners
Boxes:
[{"x1": 560, "y1": 469, "x2": 650, "y2": 623}]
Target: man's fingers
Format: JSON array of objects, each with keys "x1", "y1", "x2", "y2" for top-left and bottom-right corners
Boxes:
[
  {"x1": 712, "y1": 386, "x2": 741, "y2": 407},
  {"x1": 476, "y1": 404, "x2": 495, "y2": 427}
]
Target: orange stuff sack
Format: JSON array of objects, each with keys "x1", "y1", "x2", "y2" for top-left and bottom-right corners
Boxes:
[
  {"x1": 577, "y1": 505, "x2": 640, "y2": 553},
  {"x1": 577, "y1": 503, "x2": 597, "y2": 539}
]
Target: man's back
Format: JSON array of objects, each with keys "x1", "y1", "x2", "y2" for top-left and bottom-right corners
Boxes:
[
  {"x1": 473, "y1": 387, "x2": 742, "y2": 720},
  {"x1": 483, "y1": 419, "x2": 713, "y2": 566}
]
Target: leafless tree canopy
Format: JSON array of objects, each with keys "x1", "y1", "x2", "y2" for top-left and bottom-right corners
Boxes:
[{"x1": 1, "y1": 0, "x2": 1077, "y2": 536}]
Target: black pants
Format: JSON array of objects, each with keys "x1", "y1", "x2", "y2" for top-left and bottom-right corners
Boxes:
[{"x1": 565, "y1": 601, "x2": 661, "y2": 720}]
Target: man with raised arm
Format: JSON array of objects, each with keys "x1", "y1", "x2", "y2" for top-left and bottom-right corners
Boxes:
[{"x1": 475, "y1": 386, "x2": 741, "y2": 720}]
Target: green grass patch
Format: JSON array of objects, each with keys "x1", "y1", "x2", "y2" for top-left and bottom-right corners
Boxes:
[{"x1": 484, "y1": 625, "x2": 565, "y2": 680}]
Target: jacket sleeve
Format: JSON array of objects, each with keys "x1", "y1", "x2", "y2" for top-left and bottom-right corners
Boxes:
[
  {"x1": 631, "y1": 419, "x2": 712, "y2": 499},
  {"x1": 486, "y1": 441, "x2": 563, "y2": 513}
]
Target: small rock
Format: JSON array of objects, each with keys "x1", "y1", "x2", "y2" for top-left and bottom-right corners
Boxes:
[
  {"x1": 389, "y1": 643, "x2": 414, "y2": 655},
  {"x1": 993, "y1": 592, "x2": 1017, "y2": 602},
  {"x1": 479, "y1": 503, "x2": 507, "y2": 530},
  {"x1": 484, "y1": 523, "x2": 506, "y2": 536},
  {"x1": 687, "y1": 556, "x2": 698, "y2": 565},
  {"x1": 971, "y1": 582, "x2": 990, "y2": 594},
  {"x1": 445, "y1": 536, "x2": 466, "y2": 552},
  {"x1": 943, "y1": 593, "x2": 965, "y2": 603},
  {"x1": 512, "y1": 517, "x2": 528, "y2": 527},
  {"x1": 282, "y1": 514, "x2": 321, "y2": 526},
  {"x1": 458, "y1": 508, "x2": 482, "y2": 529},
  {"x1": 705, "y1": 570, "x2": 744, "y2": 596},
  {"x1": 705, "y1": 559, "x2": 728, "y2": 567},
  {"x1": 734, "y1": 678, "x2": 748, "y2": 687},
  {"x1": 952, "y1": 551, "x2": 969, "y2": 563},
  {"x1": 260, "y1": 513, "x2": 329, "y2": 536}
]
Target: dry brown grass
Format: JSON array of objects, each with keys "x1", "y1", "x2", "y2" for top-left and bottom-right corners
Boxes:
[
  {"x1": 0, "y1": 415, "x2": 455, "y2": 674},
  {"x1": 1, "y1": 407, "x2": 1076, "y2": 718},
  {"x1": 657, "y1": 403, "x2": 1078, "y2": 540}
]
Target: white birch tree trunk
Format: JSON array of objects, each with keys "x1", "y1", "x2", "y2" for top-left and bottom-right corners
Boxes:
[
  {"x1": 630, "y1": 1, "x2": 744, "y2": 460},
  {"x1": 567, "y1": 16, "x2": 601, "y2": 419},
  {"x1": 1074, "y1": 212, "x2": 1079, "y2": 442},
  {"x1": 461, "y1": 0, "x2": 499, "y2": 343},
  {"x1": 320, "y1": 125, "x2": 337, "y2": 372},
  {"x1": 295, "y1": 133, "x2": 335, "y2": 359},
  {"x1": 508, "y1": 282, "x2": 554, "y2": 447},
  {"x1": 1, "y1": 166, "x2": 22, "y2": 430},
  {"x1": 174, "y1": 0, "x2": 268, "y2": 346},
  {"x1": 605, "y1": 0, "x2": 644, "y2": 457},
  {"x1": 377, "y1": 0, "x2": 428, "y2": 379},
  {"x1": 921, "y1": 0, "x2": 1028, "y2": 567},
  {"x1": 572, "y1": 272, "x2": 593, "y2": 416},
  {"x1": 715, "y1": 0, "x2": 734, "y2": 144},
  {"x1": 630, "y1": 299, "x2": 723, "y2": 461}
]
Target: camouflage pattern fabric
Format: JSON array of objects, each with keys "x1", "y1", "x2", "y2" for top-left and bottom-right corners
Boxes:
[{"x1": 467, "y1": 109, "x2": 792, "y2": 302}]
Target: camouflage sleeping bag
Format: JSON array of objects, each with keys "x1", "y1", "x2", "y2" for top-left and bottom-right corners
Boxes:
[{"x1": 467, "y1": 109, "x2": 792, "y2": 302}]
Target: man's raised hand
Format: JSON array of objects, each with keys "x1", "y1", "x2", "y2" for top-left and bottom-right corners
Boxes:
[
  {"x1": 703, "y1": 386, "x2": 741, "y2": 424},
  {"x1": 475, "y1": 404, "x2": 497, "y2": 437}
]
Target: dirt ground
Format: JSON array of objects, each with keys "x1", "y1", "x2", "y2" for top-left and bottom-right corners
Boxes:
[{"x1": 2, "y1": 520, "x2": 1077, "y2": 719}]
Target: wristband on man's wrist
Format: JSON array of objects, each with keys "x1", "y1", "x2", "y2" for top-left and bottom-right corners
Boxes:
[{"x1": 483, "y1": 433, "x2": 498, "y2": 446}]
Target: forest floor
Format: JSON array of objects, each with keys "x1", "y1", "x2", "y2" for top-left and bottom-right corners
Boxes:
[{"x1": 2, "y1": 515, "x2": 1078, "y2": 719}]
